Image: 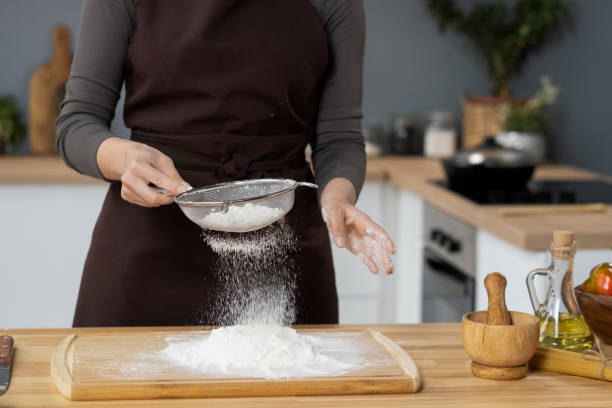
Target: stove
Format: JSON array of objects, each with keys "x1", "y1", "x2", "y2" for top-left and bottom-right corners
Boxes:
[{"x1": 432, "y1": 179, "x2": 612, "y2": 205}]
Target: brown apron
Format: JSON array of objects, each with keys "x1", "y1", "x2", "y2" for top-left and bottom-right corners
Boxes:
[{"x1": 73, "y1": 0, "x2": 338, "y2": 327}]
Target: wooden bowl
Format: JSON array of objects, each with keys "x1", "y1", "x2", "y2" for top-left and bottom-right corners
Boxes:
[
  {"x1": 462, "y1": 311, "x2": 540, "y2": 379},
  {"x1": 575, "y1": 287, "x2": 612, "y2": 344}
]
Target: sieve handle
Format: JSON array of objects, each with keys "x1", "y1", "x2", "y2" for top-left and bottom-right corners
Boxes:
[
  {"x1": 151, "y1": 186, "x2": 175, "y2": 196},
  {"x1": 297, "y1": 182, "x2": 318, "y2": 189}
]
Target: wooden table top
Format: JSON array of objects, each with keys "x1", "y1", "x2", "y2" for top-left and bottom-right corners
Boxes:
[{"x1": 2, "y1": 324, "x2": 610, "y2": 407}]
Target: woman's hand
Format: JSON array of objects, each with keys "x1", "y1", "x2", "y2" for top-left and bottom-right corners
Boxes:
[
  {"x1": 320, "y1": 178, "x2": 396, "y2": 275},
  {"x1": 97, "y1": 137, "x2": 191, "y2": 207}
]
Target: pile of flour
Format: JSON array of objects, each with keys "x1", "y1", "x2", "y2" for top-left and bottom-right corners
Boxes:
[
  {"x1": 160, "y1": 326, "x2": 359, "y2": 379},
  {"x1": 162, "y1": 326, "x2": 322, "y2": 378},
  {"x1": 203, "y1": 203, "x2": 284, "y2": 232}
]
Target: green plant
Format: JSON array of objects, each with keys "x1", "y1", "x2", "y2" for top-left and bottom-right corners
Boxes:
[
  {"x1": 426, "y1": 0, "x2": 572, "y2": 97},
  {"x1": 500, "y1": 76, "x2": 558, "y2": 134},
  {"x1": 0, "y1": 95, "x2": 26, "y2": 147}
]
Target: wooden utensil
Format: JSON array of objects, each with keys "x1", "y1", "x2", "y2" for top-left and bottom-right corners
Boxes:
[
  {"x1": 497, "y1": 203, "x2": 606, "y2": 217},
  {"x1": 462, "y1": 272, "x2": 540, "y2": 380},
  {"x1": 485, "y1": 272, "x2": 512, "y2": 325},
  {"x1": 50, "y1": 328, "x2": 421, "y2": 401},
  {"x1": 29, "y1": 26, "x2": 72, "y2": 154},
  {"x1": 575, "y1": 287, "x2": 612, "y2": 344}
]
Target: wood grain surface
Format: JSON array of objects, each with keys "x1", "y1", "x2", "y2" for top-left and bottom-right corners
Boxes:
[
  {"x1": 0, "y1": 156, "x2": 102, "y2": 184},
  {"x1": 2, "y1": 324, "x2": 611, "y2": 407},
  {"x1": 49, "y1": 329, "x2": 420, "y2": 401},
  {"x1": 28, "y1": 26, "x2": 72, "y2": 154},
  {"x1": 367, "y1": 157, "x2": 612, "y2": 250}
]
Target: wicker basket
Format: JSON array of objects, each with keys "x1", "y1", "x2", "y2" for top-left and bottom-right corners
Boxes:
[{"x1": 462, "y1": 95, "x2": 523, "y2": 148}]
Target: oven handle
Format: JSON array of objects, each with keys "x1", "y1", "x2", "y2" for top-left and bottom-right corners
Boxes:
[{"x1": 424, "y1": 248, "x2": 470, "y2": 284}]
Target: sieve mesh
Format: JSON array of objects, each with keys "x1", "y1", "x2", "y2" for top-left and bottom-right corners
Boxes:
[
  {"x1": 175, "y1": 179, "x2": 297, "y2": 205},
  {"x1": 173, "y1": 179, "x2": 316, "y2": 233}
]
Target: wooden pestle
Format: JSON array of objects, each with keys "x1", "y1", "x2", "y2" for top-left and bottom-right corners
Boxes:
[{"x1": 485, "y1": 272, "x2": 512, "y2": 325}]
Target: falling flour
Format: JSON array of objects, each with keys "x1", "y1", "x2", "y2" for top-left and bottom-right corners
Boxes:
[
  {"x1": 201, "y1": 218, "x2": 298, "y2": 326},
  {"x1": 160, "y1": 325, "x2": 358, "y2": 379},
  {"x1": 203, "y1": 203, "x2": 285, "y2": 232},
  {"x1": 191, "y1": 212, "x2": 345, "y2": 379}
]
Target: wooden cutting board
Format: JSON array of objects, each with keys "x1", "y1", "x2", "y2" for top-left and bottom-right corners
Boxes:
[
  {"x1": 51, "y1": 328, "x2": 421, "y2": 401},
  {"x1": 29, "y1": 25, "x2": 72, "y2": 154}
]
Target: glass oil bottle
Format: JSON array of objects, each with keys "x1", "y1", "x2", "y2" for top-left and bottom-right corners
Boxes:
[{"x1": 526, "y1": 230, "x2": 593, "y2": 352}]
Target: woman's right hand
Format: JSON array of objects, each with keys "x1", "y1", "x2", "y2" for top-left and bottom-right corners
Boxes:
[{"x1": 97, "y1": 137, "x2": 191, "y2": 207}]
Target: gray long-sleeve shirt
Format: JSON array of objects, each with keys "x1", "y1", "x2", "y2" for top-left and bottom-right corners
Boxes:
[{"x1": 56, "y1": 0, "x2": 366, "y2": 196}]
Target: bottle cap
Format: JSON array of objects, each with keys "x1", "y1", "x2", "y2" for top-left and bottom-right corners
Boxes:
[{"x1": 552, "y1": 230, "x2": 574, "y2": 248}]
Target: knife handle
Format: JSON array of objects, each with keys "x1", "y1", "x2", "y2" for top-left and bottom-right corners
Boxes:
[{"x1": 0, "y1": 336, "x2": 13, "y2": 365}]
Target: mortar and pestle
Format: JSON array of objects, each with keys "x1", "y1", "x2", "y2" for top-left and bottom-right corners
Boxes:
[{"x1": 462, "y1": 272, "x2": 540, "y2": 380}]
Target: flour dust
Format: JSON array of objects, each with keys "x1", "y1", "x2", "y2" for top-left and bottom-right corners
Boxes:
[{"x1": 201, "y1": 218, "x2": 298, "y2": 326}]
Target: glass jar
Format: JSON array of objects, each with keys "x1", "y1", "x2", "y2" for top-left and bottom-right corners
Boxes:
[
  {"x1": 527, "y1": 231, "x2": 593, "y2": 352},
  {"x1": 390, "y1": 115, "x2": 421, "y2": 155},
  {"x1": 362, "y1": 125, "x2": 383, "y2": 158},
  {"x1": 424, "y1": 112, "x2": 457, "y2": 158}
]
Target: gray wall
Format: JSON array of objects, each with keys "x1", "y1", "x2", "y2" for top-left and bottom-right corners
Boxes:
[{"x1": 1, "y1": 0, "x2": 610, "y2": 175}]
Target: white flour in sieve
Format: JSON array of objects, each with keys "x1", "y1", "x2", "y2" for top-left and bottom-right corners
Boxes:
[
  {"x1": 203, "y1": 203, "x2": 284, "y2": 231},
  {"x1": 160, "y1": 325, "x2": 360, "y2": 379}
]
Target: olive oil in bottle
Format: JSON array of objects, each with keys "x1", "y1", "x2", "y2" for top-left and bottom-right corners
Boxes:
[
  {"x1": 527, "y1": 231, "x2": 593, "y2": 352},
  {"x1": 538, "y1": 314, "x2": 592, "y2": 352}
]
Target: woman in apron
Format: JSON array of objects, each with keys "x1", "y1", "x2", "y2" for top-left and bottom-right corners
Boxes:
[{"x1": 56, "y1": 0, "x2": 394, "y2": 327}]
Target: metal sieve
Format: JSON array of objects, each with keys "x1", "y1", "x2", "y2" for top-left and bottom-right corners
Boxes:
[{"x1": 172, "y1": 179, "x2": 318, "y2": 233}]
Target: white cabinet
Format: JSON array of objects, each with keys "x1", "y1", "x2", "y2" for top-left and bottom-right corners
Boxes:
[
  {"x1": 332, "y1": 183, "x2": 424, "y2": 324},
  {"x1": 0, "y1": 185, "x2": 108, "y2": 328}
]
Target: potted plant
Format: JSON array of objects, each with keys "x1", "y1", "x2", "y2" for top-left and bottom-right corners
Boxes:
[
  {"x1": 0, "y1": 96, "x2": 26, "y2": 154},
  {"x1": 425, "y1": 0, "x2": 572, "y2": 147},
  {"x1": 497, "y1": 76, "x2": 558, "y2": 163}
]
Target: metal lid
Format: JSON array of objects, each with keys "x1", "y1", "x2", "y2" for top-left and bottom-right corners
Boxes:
[{"x1": 449, "y1": 137, "x2": 536, "y2": 168}]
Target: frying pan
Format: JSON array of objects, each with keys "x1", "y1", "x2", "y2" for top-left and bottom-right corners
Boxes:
[{"x1": 442, "y1": 138, "x2": 536, "y2": 188}]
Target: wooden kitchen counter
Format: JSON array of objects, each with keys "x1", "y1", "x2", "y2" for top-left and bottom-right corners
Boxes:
[
  {"x1": 0, "y1": 156, "x2": 102, "y2": 184},
  {"x1": 2, "y1": 324, "x2": 610, "y2": 407},
  {"x1": 367, "y1": 157, "x2": 612, "y2": 250},
  {"x1": 2, "y1": 155, "x2": 611, "y2": 250}
]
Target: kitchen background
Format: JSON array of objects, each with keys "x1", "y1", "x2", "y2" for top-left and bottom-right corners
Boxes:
[
  {"x1": 1, "y1": 0, "x2": 611, "y2": 174},
  {"x1": 1, "y1": 0, "x2": 611, "y2": 329}
]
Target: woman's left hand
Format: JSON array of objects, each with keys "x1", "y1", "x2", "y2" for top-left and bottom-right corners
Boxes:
[{"x1": 321, "y1": 178, "x2": 396, "y2": 275}]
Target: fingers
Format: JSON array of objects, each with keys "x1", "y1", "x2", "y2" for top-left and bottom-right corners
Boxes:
[
  {"x1": 344, "y1": 206, "x2": 396, "y2": 275},
  {"x1": 121, "y1": 172, "x2": 174, "y2": 207},
  {"x1": 121, "y1": 184, "x2": 152, "y2": 207},
  {"x1": 357, "y1": 252, "x2": 379, "y2": 275},
  {"x1": 152, "y1": 153, "x2": 191, "y2": 194},
  {"x1": 119, "y1": 144, "x2": 191, "y2": 207},
  {"x1": 366, "y1": 225, "x2": 396, "y2": 255},
  {"x1": 138, "y1": 162, "x2": 188, "y2": 196},
  {"x1": 323, "y1": 205, "x2": 348, "y2": 248},
  {"x1": 347, "y1": 209, "x2": 396, "y2": 255},
  {"x1": 363, "y1": 235, "x2": 395, "y2": 275}
]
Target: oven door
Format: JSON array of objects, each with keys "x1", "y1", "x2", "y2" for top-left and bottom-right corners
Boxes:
[{"x1": 422, "y1": 247, "x2": 475, "y2": 323}]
